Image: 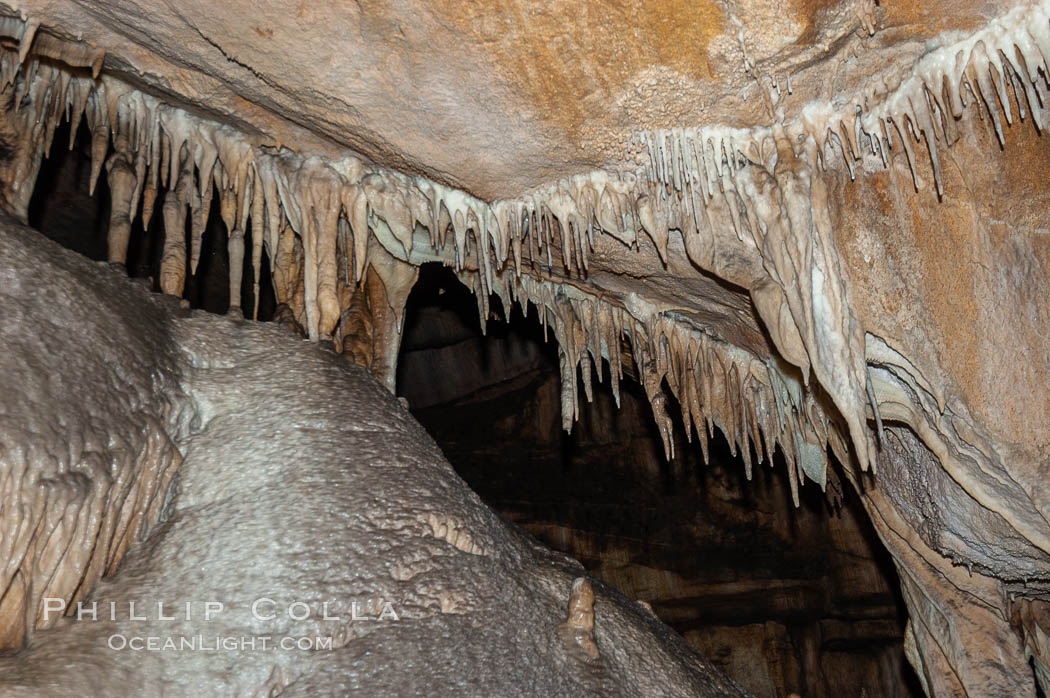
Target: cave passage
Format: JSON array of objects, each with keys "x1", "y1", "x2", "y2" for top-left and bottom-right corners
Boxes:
[{"x1": 397, "y1": 263, "x2": 925, "y2": 698}]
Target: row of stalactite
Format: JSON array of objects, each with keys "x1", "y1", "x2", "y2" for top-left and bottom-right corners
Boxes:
[{"x1": 6, "y1": 4, "x2": 1042, "y2": 497}]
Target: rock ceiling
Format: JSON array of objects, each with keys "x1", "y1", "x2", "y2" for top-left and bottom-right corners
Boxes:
[{"x1": 1, "y1": 0, "x2": 1049, "y2": 695}]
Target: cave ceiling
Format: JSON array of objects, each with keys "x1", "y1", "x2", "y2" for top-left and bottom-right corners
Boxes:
[{"x1": 6, "y1": 0, "x2": 997, "y2": 197}]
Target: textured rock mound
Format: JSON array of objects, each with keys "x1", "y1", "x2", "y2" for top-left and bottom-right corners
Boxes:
[
  {"x1": 0, "y1": 217, "x2": 185, "y2": 649},
  {"x1": 0, "y1": 220, "x2": 744, "y2": 697}
]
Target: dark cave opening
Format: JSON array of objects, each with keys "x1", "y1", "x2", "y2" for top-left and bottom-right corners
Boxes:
[
  {"x1": 21, "y1": 111, "x2": 927, "y2": 697},
  {"x1": 28, "y1": 116, "x2": 278, "y2": 319},
  {"x1": 397, "y1": 262, "x2": 924, "y2": 698}
]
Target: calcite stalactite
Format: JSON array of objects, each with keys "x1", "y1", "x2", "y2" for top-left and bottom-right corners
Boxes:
[
  {"x1": 331, "y1": 244, "x2": 419, "y2": 392},
  {"x1": 479, "y1": 270, "x2": 848, "y2": 504},
  {"x1": 0, "y1": 78, "x2": 47, "y2": 220},
  {"x1": 634, "y1": 0, "x2": 1050, "y2": 479},
  {"x1": 365, "y1": 245, "x2": 420, "y2": 393},
  {"x1": 336, "y1": 283, "x2": 376, "y2": 369},
  {"x1": 103, "y1": 131, "x2": 135, "y2": 266},
  {"x1": 159, "y1": 151, "x2": 193, "y2": 297}
]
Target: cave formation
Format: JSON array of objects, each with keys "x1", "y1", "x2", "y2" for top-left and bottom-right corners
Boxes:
[{"x1": 0, "y1": 1, "x2": 1049, "y2": 696}]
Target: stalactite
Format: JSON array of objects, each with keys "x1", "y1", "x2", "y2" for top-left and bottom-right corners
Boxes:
[
  {"x1": 364, "y1": 244, "x2": 419, "y2": 393},
  {"x1": 159, "y1": 152, "x2": 193, "y2": 297},
  {"x1": 250, "y1": 168, "x2": 265, "y2": 319},
  {"x1": 271, "y1": 220, "x2": 297, "y2": 306},
  {"x1": 104, "y1": 132, "x2": 135, "y2": 266},
  {"x1": 488, "y1": 267, "x2": 839, "y2": 493},
  {"x1": 632, "y1": 2, "x2": 1050, "y2": 472}
]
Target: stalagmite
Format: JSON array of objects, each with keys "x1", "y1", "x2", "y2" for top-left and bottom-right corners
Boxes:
[{"x1": 563, "y1": 577, "x2": 600, "y2": 660}]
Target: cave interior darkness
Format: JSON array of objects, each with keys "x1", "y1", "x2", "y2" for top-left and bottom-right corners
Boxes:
[{"x1": 26, "y1": 111, "x2": 936, "y2": 698}]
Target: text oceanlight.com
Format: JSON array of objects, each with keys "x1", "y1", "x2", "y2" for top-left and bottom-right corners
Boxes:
[{"x1": 107, "y1": 634, "x2": 335, "y2": 652}]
